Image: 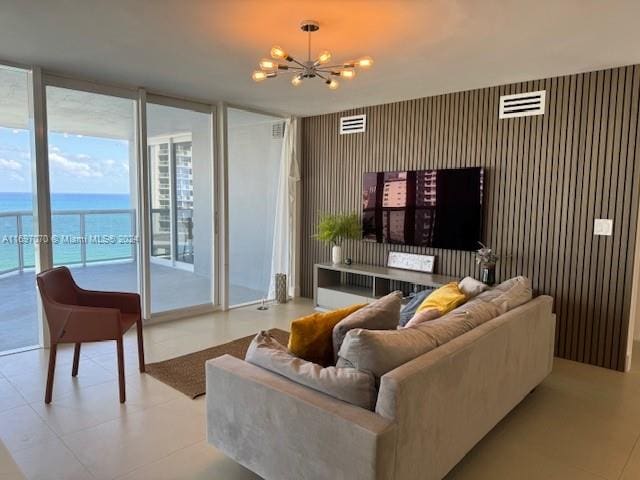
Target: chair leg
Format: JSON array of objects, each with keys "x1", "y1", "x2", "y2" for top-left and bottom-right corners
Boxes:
[
  {"x1": 116, "y1": 337, "x2": 126, "y2": 403},
  {"x1": 45, "y1": 344, "x2": 57, "y2": 404},
  {"x1": 136, "y1": 318, "x2": 145, "y2": 373},
  {"x1": 72, "y1": 343, "x2": 81, "y2": 377}
]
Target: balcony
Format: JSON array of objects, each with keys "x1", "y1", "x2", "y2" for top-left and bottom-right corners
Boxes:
[{"x1": 0, "y1": 209, "x2": 262, "y2": 353}]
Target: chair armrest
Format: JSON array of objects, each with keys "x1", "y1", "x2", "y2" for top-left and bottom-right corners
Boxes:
[
  {"x1": 46, "y1": 302, "x2": 122, "y2": 342},
  {"x1": 77, "y1": 289, "x2": 141, "y2": 314},
  {"x1": 206, "y1": 355, "x2": 397, "y2": 480}
]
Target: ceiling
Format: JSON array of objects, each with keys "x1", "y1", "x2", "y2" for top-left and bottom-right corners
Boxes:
[
  {"x1": 0, "y1": 67, "x2": 281, "y2": 139},
  {"x1": 1, "y1": 0, "x2": 639, "y2": 117}
]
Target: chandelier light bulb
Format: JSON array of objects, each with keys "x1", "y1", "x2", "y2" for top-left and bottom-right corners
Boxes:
[
  {"x1": 259, "y1": 58, "x2": 278, "y2": 70},
  {"x1": 327, "y1": 79, "x2": 339, "y2": 90},
  {"x1": 340, "y1": 69, "x2": 356, "y2": 79},
  {"x1": 252, "y1": 70, "x2": 268, "y2": 82},
  {"x1": 291, "y1": 75, "x2": 303, "y2": 86},
  {"x1": 357, "y1": 56, "x2": 374, "y2": 68},
  {"x1": 270, "y1": 45, "x2": 287, "y2": 60},
  {"x1": 317, "y1": 50, "x2": 332, "y2": 64}
]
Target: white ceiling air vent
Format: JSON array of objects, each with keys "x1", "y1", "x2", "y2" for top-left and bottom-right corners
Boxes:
[
  {"x1": 499, "y1": 90, "x2": 546, "y2": 119},
  {"x1": 340, "y1": 114, "x2": 367, "y2": 134}
]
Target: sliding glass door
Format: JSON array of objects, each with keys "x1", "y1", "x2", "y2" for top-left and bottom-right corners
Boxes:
[
  {"x1": 146, "y1": 102, "x2": 214, "y2": 313},
  {"x1": 45, "y1": 86, "x2": 139, "y2": 293},
  {"x1": 1, "y1": 70, "x2": 221, "y2": 354},
  {"x1": 0, "y1": 65, "x2": 38, "y2": 353},
  {"x1": 227, "y1": 108, "x2": 284, "y2": 306}
]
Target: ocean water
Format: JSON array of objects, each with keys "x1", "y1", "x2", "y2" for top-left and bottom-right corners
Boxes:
[{"x1": 0, "y1": 192, "x2": 134, "y2": 272}]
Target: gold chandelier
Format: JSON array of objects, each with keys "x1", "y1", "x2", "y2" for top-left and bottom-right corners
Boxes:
[{"x1": 251, "y1": 20, "x2": 373, "y2": 90}]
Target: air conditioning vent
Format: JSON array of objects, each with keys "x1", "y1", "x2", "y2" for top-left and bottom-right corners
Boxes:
[
  {"x1": 499, "y1": 90, "x2": 546, "y2": 119},
  {"x1": 272, "y1": 122, "x2": 285, "y2": 139},
  {"x1": 340, "y1": 114, "x2": 366, "y2": 134}
]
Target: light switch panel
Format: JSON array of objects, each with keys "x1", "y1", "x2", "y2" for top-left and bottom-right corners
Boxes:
[{"x1": 594, "y1": 219, "x2": 613, "y2": 236}]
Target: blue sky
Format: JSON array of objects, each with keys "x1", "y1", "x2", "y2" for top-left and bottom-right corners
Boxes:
[{"x1": 0, "y1": 127, "x2": 131, "y2": 194}]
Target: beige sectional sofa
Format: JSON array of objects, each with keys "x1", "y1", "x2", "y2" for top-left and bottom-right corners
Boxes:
[
  {"x1": 206, "y1": 292, "x2": 555, "y2": 480},
  {"x1": 0, "y1": 439, "x2": 25, "y2": 479}
]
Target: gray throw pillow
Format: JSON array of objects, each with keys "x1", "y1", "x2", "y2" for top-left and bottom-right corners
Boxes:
[
  {"x1": 245, "y1": 330, "x2": 377, "y2": 410},
  {"x1": 476, "y1": 276, "x2": 532, "y2": 312},
  {"x1": 332, "y1": 291, "x2": 403, "y2": 361},
  {"x1": 399, "y1": 288, "x2": 433, "y2": 327},
  {"x1": 337, "y1": 298, "x2": 503, "y2": 377}
]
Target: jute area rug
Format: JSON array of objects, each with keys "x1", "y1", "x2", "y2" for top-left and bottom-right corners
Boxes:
[{"x1": 145, "y1": 328, "x2": 290, "y2": 399}]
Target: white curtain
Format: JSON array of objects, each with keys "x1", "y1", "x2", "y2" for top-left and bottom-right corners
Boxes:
[{"x1": 268, "y1": 118, "x2": 300, "y2": 299}]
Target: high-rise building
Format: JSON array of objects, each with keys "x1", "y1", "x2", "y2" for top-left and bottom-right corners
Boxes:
[
  {"x1": 148, "y1": 135, "x2": 195, "y2": 264},
  {"x1": 382, "y1": 174, "x2": 408, "y2": 242},
  {"x1": 415, "y1": 170, "x2": 437, "y2": 246}
]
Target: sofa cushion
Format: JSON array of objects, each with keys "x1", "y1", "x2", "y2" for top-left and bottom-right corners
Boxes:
[
  {"x1": 246, "y1": 331, "x2": 377, "y2": 410},
  {"x1": 399, "y1": 288, "x2": 432, "y2": 327},
  {"x1": 403, "y1": 308, "x2": 440, "y2": 328},
  {"x1": 458, "y1": 276, "x2": 489, "y2": 298},
  {"x1": 476, "y1": 276, "x2": 532, "y2": 312},
  {"x1": 416, "y1": 282, "x2": 467, "y2": 315},
  {"x1": 332, "y1": 291, "x2": 402, "y2": 361},
  {"x1": 337, "y1": 298, "x2": 503, "y2": 377},
  {"x1": 288, "y1": 303, "x2": 366, "y2": 366}
]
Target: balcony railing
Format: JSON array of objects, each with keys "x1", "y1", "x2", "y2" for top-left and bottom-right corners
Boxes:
[
  {"x1": 0, "y1": 206, "x2": 196, "y2": 276},
  {"x1": 0, "y1": 209, "x2": 136, "y2": 276}
]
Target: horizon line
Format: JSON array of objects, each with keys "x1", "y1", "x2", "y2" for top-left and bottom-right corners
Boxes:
[{"x1": 0, "y1": 191, "x2": 131, "y2": 195}]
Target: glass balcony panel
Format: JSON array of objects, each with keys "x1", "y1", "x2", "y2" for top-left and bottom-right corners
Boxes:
[
  {"x1": 46, "y1": 86, "x2": 139, "y2": 294},
  {"x1": 147, "y1": 103, "x2": 213, "y2": 313},
  {"x1": 0, "y1": 65, "x2": 39, "y2": 352}
]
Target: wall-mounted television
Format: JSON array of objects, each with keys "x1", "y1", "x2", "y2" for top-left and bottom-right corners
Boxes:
[{"x1": 362, "y1": 167, "x2": 484, "y2": 251}]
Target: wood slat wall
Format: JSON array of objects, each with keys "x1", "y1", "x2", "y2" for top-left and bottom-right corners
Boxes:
[{"x1": 300, "y1": 65, "x2": 640, "y2": 371}]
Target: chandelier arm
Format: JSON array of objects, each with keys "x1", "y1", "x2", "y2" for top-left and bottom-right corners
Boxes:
[
  {"x1": 277, "y1": 64, "x2": 304, "y2": 70},
  {"x1": 287, "y1": 56, "x2": 307, "y2": 69},
  {"x1": 315, "y1": 71, "x2": 330, "y2": 81},
  {"x1": 317, "y1": 64, "x2": 351, "y2": 70}
]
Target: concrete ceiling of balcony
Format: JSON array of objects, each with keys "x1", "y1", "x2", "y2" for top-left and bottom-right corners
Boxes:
[
  {"x1": 0, "y1": 67, "x2": 281, "y2": 139},
  {"x1": 1, "y1": 0, "x2": 640, "y2": 124}
]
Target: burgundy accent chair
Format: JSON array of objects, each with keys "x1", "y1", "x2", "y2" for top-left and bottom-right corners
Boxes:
[{"x1": 36, "y1": 266, "x2": 145, "y2": 403}]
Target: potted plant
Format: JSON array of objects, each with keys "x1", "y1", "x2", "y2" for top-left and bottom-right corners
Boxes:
[
  {"x1": 475, "y1": 242, "x2": 499, "y2": 285},
  {"x1": 314, "y1": 212, "x2": 361, "y2": 264}
]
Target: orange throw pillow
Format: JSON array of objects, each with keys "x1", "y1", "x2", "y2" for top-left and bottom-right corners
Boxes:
[{"x1": 288, "y1": 304, "x2": 366, "y2": 366}]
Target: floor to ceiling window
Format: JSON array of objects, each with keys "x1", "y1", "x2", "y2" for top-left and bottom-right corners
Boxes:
[
  {"x1": 0, "y1": 61, "x2": 303, "y2": 354},
  {"x1": 227, "y1": 108, "x2": 284, "y2": 306},
  {"x1": 0, "y1": 68, "x2": 223, "y2": 354},
  {"x1": 45, "y1": 86, "x2": 140, "y2": 294},
  {"x1": 0, "y1": 65, "x2": 38, "y2": 353},
  {"x1": 146, "y1": 101, "x2": 214, "y2": 313}
]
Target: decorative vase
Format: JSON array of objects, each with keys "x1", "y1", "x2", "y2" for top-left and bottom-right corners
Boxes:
[
  {"x1": 480, "y1": 264, "x2": 496, "y2": 286},
  {"x1": 275, "y1": 273, "x2": 288, "y2": 304},
  {"x1": 332, "y1": 245, "x2": 343, "y2": 264}
]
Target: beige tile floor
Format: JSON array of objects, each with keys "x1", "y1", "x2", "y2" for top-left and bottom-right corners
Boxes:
[{"x1": 2, "y1": 298, "x2": 640, "y2": 479}]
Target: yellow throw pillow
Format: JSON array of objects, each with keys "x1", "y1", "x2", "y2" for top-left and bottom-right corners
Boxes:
[
  {"x1": 288, "y1": 303, "x2": 366, "y2": 366},
  {"x1": 416, "y1": 282, "x2": 467, "y2": 315}
]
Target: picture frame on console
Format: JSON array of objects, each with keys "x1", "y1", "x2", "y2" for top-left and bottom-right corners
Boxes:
[{"x1": 387, "y1": 251, "x2": 436, "y2": 274}]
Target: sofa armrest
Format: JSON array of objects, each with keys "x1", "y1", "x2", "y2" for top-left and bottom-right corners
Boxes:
[
  {"x1": 0, "y1": 438, "x2": 26, "y2": 479},
  {"x1": 206, "y1": 355, "x2": 396, "y2": 480},
  {"x1": 376, "y1": 295, "x2": 555, "y2": 480}
]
